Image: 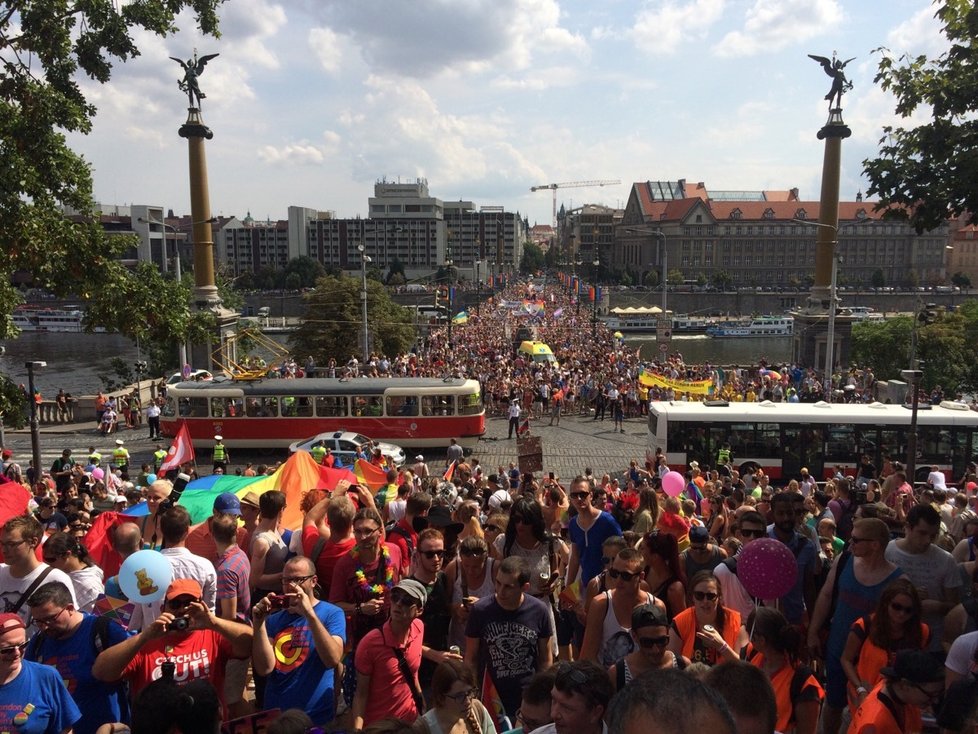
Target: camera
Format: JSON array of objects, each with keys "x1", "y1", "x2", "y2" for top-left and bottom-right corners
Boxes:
[
  {"x1": 268, "y1": 594, "x2": 292, "y2": 610},
  {"x1": 161, "y1": 660, "x2": 176, "y2": 681},
  {"x1": 159, "y1": 472, "x2": 191, "y2": 514},
  {"x1": 169, "y1": 616, "x2": 191, "y2": 631}
]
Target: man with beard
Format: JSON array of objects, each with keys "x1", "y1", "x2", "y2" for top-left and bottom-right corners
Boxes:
[{"x1": 767, "y1": 492, "x2": 817, "y2": 627}]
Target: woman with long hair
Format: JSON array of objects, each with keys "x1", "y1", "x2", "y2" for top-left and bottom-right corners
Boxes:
[
  {"x1": 631, "y1": 488, "x2": 659, "y2": 537},
  {"x1": 840, "y1": 578, "x2": 928, "y2": 714},
  {"x1": 668, "y1": 570, "x2": 746, "y2": 667},
  {"x1": 42, "y1": 531, "x2": 104, "y2": 612},
  {"x1": 746, "y1": 607, "x2": 823, "y2": 734},
  {"x1": 416, "y1": 659, "x2": 496, "y2": 734},
  {"x1": 608, "y1": 603, "x2": 689, "y2": 692},
  {"x1": 496, "y1": 498, "x2": 567, "y2": 599},
  {"x1": 640, "y1": 531, "x2": 686, "y2": 622},
  {"x1": 448, "y1": 536, "x2": 495, "y2": 650}
]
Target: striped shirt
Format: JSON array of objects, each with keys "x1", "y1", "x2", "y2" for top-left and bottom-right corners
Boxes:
[{"x1": 217, "y1": 545, "x2": 252, "y2": 623}]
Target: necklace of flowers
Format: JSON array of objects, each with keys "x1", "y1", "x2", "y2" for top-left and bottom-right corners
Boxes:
[{"x1": 352, "y1": 543, "x2": 393, "y2": 595}]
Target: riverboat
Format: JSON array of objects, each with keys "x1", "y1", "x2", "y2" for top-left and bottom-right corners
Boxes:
[
  {"x1": 706, "y1": 316, "x2": 793, "y2": 338},
  {"x1": 603, "y1": 307, "x2": 715, "y2": 334},
  {"x1": 13, "y1": 307, "x2": 86, "y2": 332}
]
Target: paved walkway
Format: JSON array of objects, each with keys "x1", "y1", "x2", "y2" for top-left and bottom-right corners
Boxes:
[{"x1": 4, "y1": 411, "x2": 649, "y2": 481}]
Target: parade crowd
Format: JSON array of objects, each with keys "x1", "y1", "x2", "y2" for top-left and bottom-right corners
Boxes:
[{"x1": 0, "y1": 278, "x2": 977, "y2": 734}]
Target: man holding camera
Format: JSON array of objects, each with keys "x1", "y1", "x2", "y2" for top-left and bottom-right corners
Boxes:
[
  {"x1": 92, "y1": 578, "x2": 252, "y2": 715},
  {"x1": 252, "y1": 556, "x2": 346, "y2": 725}
]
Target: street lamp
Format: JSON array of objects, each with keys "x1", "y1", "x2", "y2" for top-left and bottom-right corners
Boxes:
[
  {"x1": 358, "y1": 244, "x2": 371, "y2": 362},
  {"x1": 25, "y1": 360, "x2": 45, "y2": 481},
  {"x1": 591, "y1": 258, "x2": 600, "y2": 337}
]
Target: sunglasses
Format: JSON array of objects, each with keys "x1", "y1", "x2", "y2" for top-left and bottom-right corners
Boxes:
[
  {"x1": 420, "y1": 550, "x2": 445, "y2": 559},
  {"x1": 890, "y1": 601, "x2": 914, "y2": 614},
  {"x1": 569, "y1": 493, "x2": 589, "y2": 501},
  {"x1": 0, "y1": 642, "x2": 27, "y2": 657},
  {"x1": 693, "y1": 591, "x2": 718, "y2": 602},
  {"x1": 390, "y1": 590, "x2": 419, "y2": 607},
  {"x1": 484, "y1": 525, "x2": 500, "y2": 533},
  {"x1": 638, "y1": 635, "x2": 670, "y2": 648},
  {"x1": 739, "y1": 528, "x2": 766, "y2": 538},
  {"x1": 849, "y1": 536, "x2": 873, "y2": 544},
  {"x1": 608, "y1": 568, "x2": 640, "y2": 582}
]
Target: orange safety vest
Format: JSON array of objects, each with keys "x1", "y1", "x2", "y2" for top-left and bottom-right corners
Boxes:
[
  {"x1": 850, "y1": 682, "x2": 921, "y2": 734},
  {"x1": 672, "y1": 606, "x2": 741, "y2": 664},
  {"x1": 747, "y1": 647, "x2": 824, "y2": 733},
  {"x1": 846, "y1": 615, "x2": 930, "y2": 712}
]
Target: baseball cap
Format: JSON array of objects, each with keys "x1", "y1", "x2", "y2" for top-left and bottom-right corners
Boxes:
[
  {"x1": 689, "y1": 526, "x2": 711, "y2": 544},
  {"x1": 880, "y1": 649, "x2": 945, "y2": 684},
  {"x1": 393, "y1": 579, "x2": 428, "y2": 607},
  {"x1": 631, "y1": 602, "x2": 668, "y2": 630},
  {"x1": 0, "y1": 614, "x2": 25, "y2": 633},
  {"x1": 1, "y1": 449, "x2": 11, "y2": 459},
  {"x1": 240, "y1": 491, "x2": 261, "y2": 509},
  {"x1": 165, "y1": 579, "x2": 203, "y2": 601},
  {"x1": 113, "y1": 495, "x2": 128, "y2": 505},
  {"x1": 213, "y1": 492, "x2": 242, "y2": 516}
]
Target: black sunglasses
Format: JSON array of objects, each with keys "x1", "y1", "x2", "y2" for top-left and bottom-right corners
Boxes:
[
  {"x1": 420, "y1": 550, "x2": 445, "y2": 559},
  {"x1": 637, "y1": 635, "x2": 670, "y2": 648},
  {"x1": 740, "y1": 528, "x2": 766, "y2": 538},
  {"x1": 608, "y1": 568, "x2": 640, "y2": 582},
  {"x1": 693, "y1": 591, "x2": 718, "y2": 602}
]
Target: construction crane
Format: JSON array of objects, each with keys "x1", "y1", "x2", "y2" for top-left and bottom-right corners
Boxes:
[{"x1": 530, "y1": 179, "x2": 621, "y2": 230}]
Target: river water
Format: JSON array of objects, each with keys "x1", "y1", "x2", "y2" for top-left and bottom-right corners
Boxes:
[{"x1": 0, "y1": 331, "x2": 793, "y2": 397}]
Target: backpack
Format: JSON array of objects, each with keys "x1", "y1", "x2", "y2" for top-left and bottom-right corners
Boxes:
[
  {"x1": 836, "y1": 499, "x2": 858, "y2": 541},
  {"x1": 387, "y1": 522, "x2": 415, "y2": 559}
]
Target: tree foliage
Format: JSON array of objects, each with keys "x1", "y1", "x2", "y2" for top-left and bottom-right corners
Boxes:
[
  {"x1": 862, "y1": 2, "x2": 978, "y2": 232},
  {"x1": 0, "y1": 0, "x2": 222, "y2": 339},
  {"x1": 290, "y1": 274, "x2": 415, "y2": 363},
  {"x1": 851, "y1": 301, "x2": 978, "y2": 393},
  {"x1": 952, "y1": 271, "x2": 972, "y2": 288},
  {"x1": 520, "y1": 241, "x2": 545, "y2": 274}
]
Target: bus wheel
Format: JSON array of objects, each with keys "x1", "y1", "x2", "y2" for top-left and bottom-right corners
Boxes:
[{"x1": 739, "y1": 461, "x2": 760, "y2": 476}]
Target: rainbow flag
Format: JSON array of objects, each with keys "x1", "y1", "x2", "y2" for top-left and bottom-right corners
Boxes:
[
  {"x1": 481, "y1": 669, "x2": 508, "y2": 732},
  {"x1": 559, "y1": 579, "x2": 581, "y2": 607},
  {"x1": 355, "y1": 459, "x2": 388, "y2": 492}
]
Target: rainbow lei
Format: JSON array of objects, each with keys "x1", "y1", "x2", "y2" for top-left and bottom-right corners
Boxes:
[{"x1": 352, "y1": 543, "x2": 393, "y2": 595}]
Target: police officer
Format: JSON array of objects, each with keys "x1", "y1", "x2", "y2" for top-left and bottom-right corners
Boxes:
[
  {"x1": 716, "y1": 443, "x2": 732, "y2": 477},
  {"x1": 310, "y1": 441, "x2": 327, "y2": 465},
  {"x1": 112, "y1": 439, "x2": 129, "y2": 476},
  {"x1": 212, "y1": 435, "x2": 229, "y2": 474},
  {"x1": 153, "y1": 445, "x2": 167, "y2": 473}
]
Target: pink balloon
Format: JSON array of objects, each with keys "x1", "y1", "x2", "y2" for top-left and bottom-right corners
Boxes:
[
  {"x1": 662, "y1": 471, "x2": 685, "y2": 498},
  {"x1": 737, "y1": 538, "x2": 798, "y2": 600}
]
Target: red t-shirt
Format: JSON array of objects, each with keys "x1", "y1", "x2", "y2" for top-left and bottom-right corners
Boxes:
[
  {"x1": 354, "y1": 619, "x2": 424, "y2": 726},
  {"x1": 301, "y1": 526, "x2": 355, "y2": 597},
  {"x1": 121, "y1": 629, "x2": 242, "y2": 708},
  {"x1": 386, "y1": 519, "x2": 417, "y2": 575}
]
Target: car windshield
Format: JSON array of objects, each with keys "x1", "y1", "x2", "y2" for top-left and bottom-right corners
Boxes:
[{"x1": 352, "y1": 434, "x2": 371, "y2": 446}]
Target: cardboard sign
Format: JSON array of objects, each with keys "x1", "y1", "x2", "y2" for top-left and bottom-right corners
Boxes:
[{"x1": 517, "y1": 435, "x2": 543, "y2": 474}]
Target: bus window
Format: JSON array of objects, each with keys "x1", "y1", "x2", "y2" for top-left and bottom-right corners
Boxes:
[
  {"x1": 316, "y1": 396, "x2": 348, "y2": 417},
  {"x1": 726, "y1": 423, "x2": 751, "y2": 461},
  {"x1": 952, "y1": 428, "x2": 972, "y2": 478},
  {"x1": 754, "y1": 423, "x2": 781, "y2": 459},
  {"x1": 918, "y1": 426, "x2": 952, "y2": 464},
  {"x1": 353, "y1": 396, "x2": 383, "y2": 417},
  {"x1": 458, "y1": 393, "x2": 480, "y2": 416},
  {"x1": 423, "y1": 395, "x2": 456, "y2": 416},
  {"x1": 879, "y1": 429, "x2": 905, "y2": 466},
  {"x1": 825, "y1": 424, "x2": 856, "y2": 463},
  {"x1": 386, "y1": 395, "x2": 419, "y2": 417},
  {"x1": 666, "y1": 422, "x2": 690, "y2": 454}
]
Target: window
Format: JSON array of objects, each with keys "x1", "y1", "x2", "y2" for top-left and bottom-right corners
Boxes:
[
  {"x1": 386, "y1": 395, "x2": 419, "y2": 417},
  {"x1": 282, "y1": 396, "x2": 313, "y2": 417},
  {"x1": 422, "y1": 394, "x2": 455, "y2": 416},
  {"x1": 245, "y1": 397, "x2": 279, "y2": 417},
  {"x1": 210, "y1": 397, "x2": 244, "y2": 418},
  {"x1": 352, "y1": 396, "x2": 383, "y2": 417},
  {"x1": 178, "y1": 397, "x2": 208, "y2": 418},
  {"x1": 315, "y1": 396, "x2": 347, "y2": 417}
]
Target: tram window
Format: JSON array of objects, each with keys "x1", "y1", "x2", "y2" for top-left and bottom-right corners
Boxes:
[
  {"x1": 210, "y1": 397, "x2": 243, "y2": 418},
  {"x1": 293, "y1": 397, "x2": 314, "y2": 417},
  {"x1": 316, "y1": 396, "x2": 348, "y2": 417},
  {"x1": 754, "y1": 423, "x2": 781, "y2": 458},
  {"x1": 246, "y1": 397, "x2": 279, "y2": 417},
  {"x1": 183, "y1": 398, "x2": 208, "y2": 418},
  {"x1": 918, "y1": 426, "x2": 952, "y2": 463},
  {"x1": 353, "y1": 396, "x2": 383, "y2": 417},
  {"x1": 387, "y1": 396, "x2": 419, "y2": 417},
  {"x1": 458, "y1": 393, "x2": 480, "y2": 416},
  {"x1": 825, "y1": 425, "x2": 855, "y2": 462},
  {"x1": 162, "y1": 397, "x2": 176, "y2": 417},
  {"x1": 422, "y1": 395, "x2": 455, "y2": 416}
]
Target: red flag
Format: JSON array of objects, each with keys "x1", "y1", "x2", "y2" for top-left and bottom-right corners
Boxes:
[
  {"x1": 159, "y1": 421, "x2": 195, "y2": 477},
  {"x1": 443, "y1": 460, "x2": 457, "y2": 482},
  {"x1": 517, "y1": 418, "x2": 530, "y2": 436}
]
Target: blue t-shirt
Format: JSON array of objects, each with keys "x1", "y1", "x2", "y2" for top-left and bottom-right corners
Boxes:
[
  {"x1": 0, "y1": 660, "x2": 81, "y2": 734},
  {"x1": 264, "y1": 601, "x2": 347, "y2": 723},
  {"x1": 569, "y1": 511, "x2": 622, "y2": 585},
  {"x1": 27, "y1": 614, "x2": 131, "y2": 734}
]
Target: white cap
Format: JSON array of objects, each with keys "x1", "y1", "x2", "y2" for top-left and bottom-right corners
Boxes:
[
  {"x1": 115, "y1": 439, "x2": 124, "y2": 446},
  {"x1": 214, "y1": 435, "x2": 223, "y2": 441},
  {"x1": 415, "y1": 454, "x2": 424, "y2": 461},
  {"x1": 113, "y1": 495, "x2": 128, "y2": 504}
]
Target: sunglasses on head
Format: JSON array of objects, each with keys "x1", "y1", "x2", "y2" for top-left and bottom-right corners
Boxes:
[
  {"x1": 637, "y1": 635, "x2": 670, "y2": 649},
  {"x1": 693, "y1": 591, "x2": 718, "y2": 602},
  {"x1": 608, "y1": 568, "x2": 640, "y2": 582}
]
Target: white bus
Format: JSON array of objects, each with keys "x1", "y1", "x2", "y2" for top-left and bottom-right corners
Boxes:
[{"x1": 648, "y1": 399, "x2": 978, "y2": 483}]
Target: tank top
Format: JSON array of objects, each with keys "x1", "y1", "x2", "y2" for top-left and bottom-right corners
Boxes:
[
  {"x1": 652, "y1": 576, "x2": 682, "y2": 621},
  {"x1": 252, "y1": 529, "x2": 288, "y2": 593},
  {"x1": 600, "y1": 589, "x2": 653, "y2": 666},
  {"x1": 449, "y1": 558, "x2": 495, "y2": 648},
  {"x1": 826, "y1": 559, "x2": 904, "y2": 661}
]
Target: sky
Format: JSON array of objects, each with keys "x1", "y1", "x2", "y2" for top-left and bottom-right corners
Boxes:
[{"x1": 70, "y1": 0, "x2": 948, "y2": 229}]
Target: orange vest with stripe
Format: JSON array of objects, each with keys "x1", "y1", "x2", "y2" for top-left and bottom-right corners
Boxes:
[{"x1": 672, "y1": 606, "x2": 741, "y2": 663}]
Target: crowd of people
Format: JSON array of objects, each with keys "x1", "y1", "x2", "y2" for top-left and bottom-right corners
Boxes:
[{"x1": 3, "y1": 277, "x2": 978, "y2": 734}]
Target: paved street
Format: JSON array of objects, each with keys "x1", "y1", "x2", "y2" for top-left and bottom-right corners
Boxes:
[{"x1": 4, "y1": 411, "x2": 649, "y2": 482}]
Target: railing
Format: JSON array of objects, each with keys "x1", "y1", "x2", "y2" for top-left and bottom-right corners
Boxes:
[{"x1": 32, "y1": 380, "x2": 160, "y2": 426}]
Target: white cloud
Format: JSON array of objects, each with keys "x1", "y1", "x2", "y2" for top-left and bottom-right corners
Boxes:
[
  {"x1": 308, "y1": 27, "x2": 342, "y2": 74},
  {"x1": 886, "y1": 5, "x2": 948, "y2": 57},
  {"x1": 714, "y1": 0, "x2": 843, "y2": 58},
  {"x1": 629, "y1": 0, "x2": 726, "y2": 56}
]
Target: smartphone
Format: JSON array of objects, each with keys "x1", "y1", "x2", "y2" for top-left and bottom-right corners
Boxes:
[
  {"x1": 549, "y1": 472, "x2": 555, "y2": 480},
  {"x1": 268, "y1": 594, "x2": 294, "y2": 609}
]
